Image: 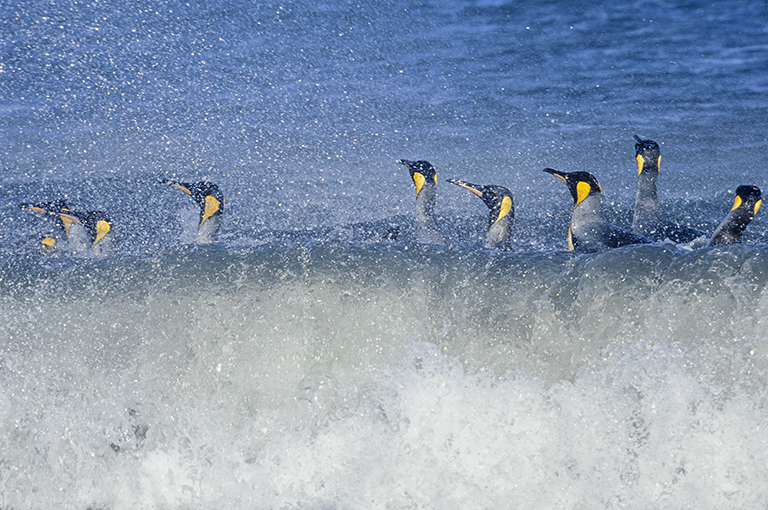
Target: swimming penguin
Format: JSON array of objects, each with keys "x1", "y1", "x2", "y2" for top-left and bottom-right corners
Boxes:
[
  {"x1": 544, "y1": 168, "x2": 652, "y2": 253},
  {"x1": 161, "y1": 179, "x2": 225, "y2": 243},
  {"x1": 397, "y1": 160, "x2": 446, "y2": 245},
  {"x1": 21, "y1": 201, "x2": 113, "y2": 254},
  {"x1": 446, "y1": 179, "x2": 514, "y2": 249},
  {"x1": 21, "y1": 200, "x2": 75, "y2": 235},
  {"x1": 708, "y1": 185, "x2": 762, "y2": 246},
  {"x1": 52, "y1": 208, "x2": 113, "y2": 254},
  {"x1": 631, "y1": 135, "x2": 708, "y2": 243}
]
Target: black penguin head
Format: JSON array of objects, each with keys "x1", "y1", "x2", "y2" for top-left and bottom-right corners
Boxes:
[
  {"x1": 634, "y1": 135, "x2": 661, "y2": 175},
  {"x1": 162, "y1": 179, "x2": 225, "y2": 228},
  {"x1": 732, "y1": 185, "x2": 762, "y2": 218},
  {"x1": 710, "y1": 185, "x2": 762, "y2": 246},
  {"x1": 21, "y1": 200, "x2": 77, "y2": 234},
  {"x1": 20, "y1": 199, "x2": 71, "y2": 215},
  {"x1": 447, "y1": 179, "x2": 514, "y2": 228},
  {"x1": 398, "y1": 160, "x2": 438, "y2": 195},
  {"x1": 543, "y1": 168, "x2": 602, "y2": 208}
]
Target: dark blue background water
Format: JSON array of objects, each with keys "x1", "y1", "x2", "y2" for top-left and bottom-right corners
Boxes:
[{"x1": 2, "y1": 1, "x2": 768, "y2": 508}]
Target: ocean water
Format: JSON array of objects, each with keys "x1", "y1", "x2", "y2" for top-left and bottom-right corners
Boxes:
[{"x1": 2, "y1": 1, "x2": 768, "y2": 508}]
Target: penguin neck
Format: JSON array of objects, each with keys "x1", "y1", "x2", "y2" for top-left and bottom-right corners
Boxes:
[
  {"x1": 414, "y1": 183, "x2": 445, "y2": 244},
  {"x1": 91, "y1": 235, "x2": 113, "y2": 257},
  {"x1": 415, "y1": 183, "x2": 438, "y2": 226},
  {"x1": 65, "y1": 223, "x2": 90, "y2": 253},
  {"x1": 632, "y1": 169, "x2": 664, "y2": 233},
  {"x1": 572, "y1": 193, "x2": 605, "y2": 227},
  {"x1": 197, "y1": 213, "x2": 221, "y2": 244},
  {"x1": 485, "y1": 214, "x2": 512, "y2": 249},
  {"x1": 709, "y1": 209, "x2": 752, "y2": 246}
]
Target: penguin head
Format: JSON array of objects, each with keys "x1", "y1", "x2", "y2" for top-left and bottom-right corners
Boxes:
[
  {"x1": 634, "y1": 135, "x2": 661, "y2": 175},
  {"x1": 731, "y1": 185, "x2": 762, "y2": 218},
  {"x1": 398, "y1": 160, "x2": 438, "y2": 196},
  {"x1": 710, "y1": 185, "x2": 762, "y2": 246},
  {"x1": 543, "y1": 168, "x2": 602, "y2": 209},
  {"x1": 447, "y1": 179, "x2": 514, "y2": 228},
  {"x1": 20, "y1": 199, "x2": 71, "y2": 216},
  {"x1": 162, "y1": 179, "x2": 225, "y2": 229},
  {"x1": 21, "y1": 200, "x2": 77, "y2": 234}
]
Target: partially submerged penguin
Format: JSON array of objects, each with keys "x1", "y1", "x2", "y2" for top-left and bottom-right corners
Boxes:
[
  {"x1": 161, "y1": 179, "x2": 225, "y2": 243},
  {"x1": 708, "y1": 185, "x2": 762, "y2": 246},
  {"x1": 397, "y1": 160, "x2": 446, "y2": 245},
  {"x1": 446, "y1": 179, "x2": 514, "y2": 249},
  {"x1": 544, "y1": 168, "x2": 651, "y2": 253},
  {"x1": 21, "y1": 200, "x2": 113, "y2": 255},
  {"x1": 631, "y1": 135, "x2": 708, "y2": 243}
]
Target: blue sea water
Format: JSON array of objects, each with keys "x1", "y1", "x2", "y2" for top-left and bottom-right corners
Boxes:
[{"x1": 2, "y1": 1, "x2": 768, "y2": 508}]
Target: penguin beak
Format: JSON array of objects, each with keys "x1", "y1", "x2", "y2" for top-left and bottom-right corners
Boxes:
[
  {"x1": 543, "y1": 168, "x2": 568, "y2": 184},
  {"x1": 200, "y1": 195, "x2": 221, "y2": 227},
  {"x1": 94, "y1": 219, "x2": 111, "y2": 246},
  {"x1": 447, "y1": 179, "x2": 484, "y2": 197},
  {"x1": 21, "y1": 204, "x2": 48, "y2": 214},
  {"x1": 172, "y1": 183, "x2": 192, "y2": 195}
]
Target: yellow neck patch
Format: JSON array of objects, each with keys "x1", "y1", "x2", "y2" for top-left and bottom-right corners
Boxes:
[
  {"x1": 657, "y1": 155, "x2": 661, "y2": 171},
  {"x1": 413, "y1": 172, "x2": 426, "y2": 195},
  {"x1": 754, "y1": 199, "x2": 762, "y2": 216},
  {"x1": 201, "y1": 196, "x2": 221, "y2": 227},
  {"x1": 575, "y1": 181, "x2": 591, "y2": 207},
  {"x1": 60, "y1": 215, "x2": 76, "y2": 233},
  {"x1": 495, "y1": 196, "x2": 512, "y2": 224},
  {"x1": 42, "y1": 237, "x2": 56, "y2": 252},
  {"x1": 636, "y1": 154, "x2": 644, "y2": 175},
  {"x1": 731, "y1": 195, "x2": 742, "y2": 211},
  {"x1": 94, "y1": 220, "x2": 111, "y2": 246}
]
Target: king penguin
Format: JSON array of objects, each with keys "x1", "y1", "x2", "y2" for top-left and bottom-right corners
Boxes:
[
  {"x1": 544, "y1": 168, "x2": 652, "y2": 253},
  {"x1": 631, "y1": 135, "x2": 708, "y2": 243},
  {"x1": 708, "y1": 185, "x2": 762, "y2": 246},
  {"x1": 21, "y1": 200, "x2": 74, "y2": 235},
  {"x1": 446, "y1": 179, "x2": 514, "y2": 249},
  {"x1": 21, "y1": 200, "x2": 113, "y2": 255},
  {"x1": 397, "y1": 160, "x2": 446, "y2": 245},
  {"x1": 161, "y1": 179, "x2": 225, "y2": 243}
]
